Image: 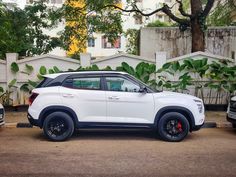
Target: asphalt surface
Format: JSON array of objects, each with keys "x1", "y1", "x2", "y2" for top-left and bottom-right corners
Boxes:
[{"x1": 0, "y1": 127, "x2": 236, "y2": 177}]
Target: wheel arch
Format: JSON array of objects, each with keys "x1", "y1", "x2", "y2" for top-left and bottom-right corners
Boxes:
[
  {"x1": 154, "y1": 106, "x2": 195, "y2": 131},
  {"x1": 38, "y1": 106, "x2": 79, "y2": 128}
]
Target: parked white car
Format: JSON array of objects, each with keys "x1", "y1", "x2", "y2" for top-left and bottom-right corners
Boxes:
[
  {"x1": 0, "y1": 103, "x2": 5, "y2": 126},
  {"x1": 227, "y1": 96, "x2": 236, "y2": 128},
  {"x1": 28, "y1": 71, "x2": 205, "y2": 142}
]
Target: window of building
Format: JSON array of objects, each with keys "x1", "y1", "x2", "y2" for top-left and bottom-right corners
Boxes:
[
  {"x1": 134, "y1": 14, "x2": 143, "y2": 24},
  {"x1": 102, "y1": 36, "x2": 121, "y2": 49},
  {"x1": 106, "y1": 77, "x2": 140, "y2": 93},
  {"x1": 88, "y1": 38, "x2": 95, "y2": 47}
]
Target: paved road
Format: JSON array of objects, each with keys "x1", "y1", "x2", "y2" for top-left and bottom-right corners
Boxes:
[{"x1": 0, "y1": 127, "x2": 235, "y2": 177}]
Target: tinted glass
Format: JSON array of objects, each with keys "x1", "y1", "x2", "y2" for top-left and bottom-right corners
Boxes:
[
  {"x1": 36, "y1": 77, "x2": 53, "y2": 88},
  {"x1": 72, "y1": 77, "x2": 101, "y2": 90},
  {"x1": 106, "y1": 77, "x2": 140, "y2": 92}
]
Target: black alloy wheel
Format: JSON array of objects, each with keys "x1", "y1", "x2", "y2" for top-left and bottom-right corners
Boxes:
[
  {"x1": 43, "y1": 112, "x2": 74, "y2": 141},
  {"x1": 158, "y1": 112, "x2": 190, "y2": 142}
]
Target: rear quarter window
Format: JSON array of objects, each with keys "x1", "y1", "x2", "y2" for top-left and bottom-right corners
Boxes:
[{"x1": 36, "y1": 77, "x2": 53, "y2": 88}]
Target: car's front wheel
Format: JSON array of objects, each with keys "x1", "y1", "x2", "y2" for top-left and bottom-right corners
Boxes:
[
  {"x1": 43, "y1": 112, "x2": 74, "y2": 141},
  {"x1": 157, "y1": 112, "x2": 190, "y2": 142}
]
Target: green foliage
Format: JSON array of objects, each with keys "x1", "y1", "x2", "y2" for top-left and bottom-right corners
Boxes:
[
  {"x1": 11, "y1": 62, "x2": 19, "y2": 73},
  {"x1": 116, "y1": 62, "x2": 156, "y2": 87},
  {"x1": 8, "y1": 79, "x2": 17, "y2": 88},
  {"x1": 22, "y1": 64, "x2": 34, "y2": 75},
  {"x1": 20, "y1": 83, "x2": 30, "y2": 92},
  {"x1": 0, "y1": 87, "x2": 4, "y2": 93},
  {"x1": 39, "y1": 66, "x2": 47, "y2": 75},
  {"x1": 124, "y1": 29, "x2": 139, "y2": 55},
  {"x1": 0, "y1": 0, "x2": 61, "y2": 58},
  {"x1": 207, "y1": 0, "x2": 236, "y2": 26},
  {"x1": 146, "y1": 20, "x2": 174, "y2": 27},
  {"x1": 55, "y1": 0, "x2": 123, "y2": 56}
]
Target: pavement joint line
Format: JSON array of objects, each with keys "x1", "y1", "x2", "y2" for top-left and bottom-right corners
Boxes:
[{"x1": 2, "y1": 121, "x2": 233, "y2": 128}]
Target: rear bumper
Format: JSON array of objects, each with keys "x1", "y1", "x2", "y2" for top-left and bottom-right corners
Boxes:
[{"x1": 27, "y1": 113, "x2": 41, "y2": 127}]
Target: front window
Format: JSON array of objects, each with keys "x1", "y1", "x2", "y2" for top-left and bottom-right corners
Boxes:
[{"x1": 106, "y1": 77, "x2": 140, "y2": 92}]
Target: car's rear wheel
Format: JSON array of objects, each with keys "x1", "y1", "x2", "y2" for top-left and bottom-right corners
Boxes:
[
  {"x1": 157, "y1": 112, "x2": 190, "y2": 142},
  {"x1": 43, "y1": 112, "x2": 74, "y2": 141}
]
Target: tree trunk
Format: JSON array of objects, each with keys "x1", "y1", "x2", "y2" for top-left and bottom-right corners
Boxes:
[{"x1": 190, "y1": 0, "x2": 205, "y2": 52}]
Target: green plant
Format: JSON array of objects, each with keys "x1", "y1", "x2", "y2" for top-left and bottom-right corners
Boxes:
[
  {"x1": 116, "y1": 62, "x2": 156, "y2": 88},
  {"x1": 0, "y1": 79, "x2": 17, "y2": 106},
  {"x1": 156, "y1": 61, "x2": 192, "y2": 92},
  {"x1": 0, "y1": 0, "x2": 61, "y2": 58},
  {"x1": 124, "y1": 29, "x2": 139, "y2": 55},
  {"x1": 206, "y1": 61, "x2": 236, "y2": 104},
  {"x1": 11, "y1": 62, "x2": 19, "y2": 73},
  {"x1": 146, "y1": 20, "x2": 173, "y2": 27}
]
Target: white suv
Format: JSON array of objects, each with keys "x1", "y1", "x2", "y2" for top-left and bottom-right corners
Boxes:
[{"x1": 28, "y1": 71, "x2": 205, "y2": 142}]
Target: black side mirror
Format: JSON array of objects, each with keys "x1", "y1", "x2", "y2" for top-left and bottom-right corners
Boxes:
[{"x1": 139, "y1": 86, "x2": 147, "y2": 93}]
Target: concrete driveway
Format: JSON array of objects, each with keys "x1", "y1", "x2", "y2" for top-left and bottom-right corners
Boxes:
[{"x1": 0, "y1": 127, "x2": 235, "y2": 177}]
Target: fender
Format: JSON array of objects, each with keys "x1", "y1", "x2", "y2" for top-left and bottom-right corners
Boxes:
[
  {"x1": 38, "y1": 106, "x2": 79, "y2": 128},
  {"x1": 154, "y1": 106, "x2": 195, "y2": 131}
]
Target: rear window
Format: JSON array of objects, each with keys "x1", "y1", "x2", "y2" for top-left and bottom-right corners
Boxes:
[
  {"x1": 36, "y1": 77, "x2": 53, "y2": 88},
  {"x1": 63, "y1": 77, "x2": 101, "y2": 90}
]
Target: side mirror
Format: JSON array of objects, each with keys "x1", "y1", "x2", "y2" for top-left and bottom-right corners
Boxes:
[{"x1": 139, "y1": 86, "x2": 147, "y2": 93}]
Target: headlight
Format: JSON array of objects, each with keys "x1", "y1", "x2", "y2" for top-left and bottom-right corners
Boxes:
[{"x1": 194, "y1": 99, "x2": 203, "y2": 113}]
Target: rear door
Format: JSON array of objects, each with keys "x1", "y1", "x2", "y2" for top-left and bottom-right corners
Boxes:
[{"x1": 60, "y1": 76, "x2": 106, "y2": 122}]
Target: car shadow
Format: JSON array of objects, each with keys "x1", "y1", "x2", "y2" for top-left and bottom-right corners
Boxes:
[
  {"x1": 33, "y1": 128, "x2": 161, "y2": 142},
  {"x1": 71, "y1": 129, "x2": 159, "y2": 141}
]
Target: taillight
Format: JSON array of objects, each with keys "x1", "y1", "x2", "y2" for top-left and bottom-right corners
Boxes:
[{"x1": 29, "y1": 92, "x2": 39, "y2": 106}]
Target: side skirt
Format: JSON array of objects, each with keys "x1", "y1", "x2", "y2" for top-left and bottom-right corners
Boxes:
[{"x1": 77, "y1": 122, "x2": 155, "y2": 129}]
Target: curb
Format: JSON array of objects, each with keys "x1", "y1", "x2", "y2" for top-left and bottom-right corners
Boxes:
[{"x1": 3, "y1": 121, "x2": 233, "y2": 128}]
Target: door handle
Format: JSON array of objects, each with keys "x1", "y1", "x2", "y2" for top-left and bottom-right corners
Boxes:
[
  {"x1": 62, "y1": 94, "x2": 74, "y2": 98},
  {"x1": 108, "y1": 96, "x2": 120, "y2": 100}
]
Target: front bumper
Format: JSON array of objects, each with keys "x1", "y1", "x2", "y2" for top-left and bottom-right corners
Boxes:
[
  {"x1": 0, "y1": 108, "x2": 5, "y2": 126},
  {"x1": 192, "y1": 122, "x2": 204, "y2": 131},
  {"x1": 227, "y1": 115, "x2": 236, "y2": 124}
]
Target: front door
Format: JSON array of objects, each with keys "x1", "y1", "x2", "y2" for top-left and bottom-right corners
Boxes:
[{"x1": 105, "y1": 76, "x2": 154, "y2": 124}]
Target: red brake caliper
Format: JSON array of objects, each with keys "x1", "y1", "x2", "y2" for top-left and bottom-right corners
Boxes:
[{"x1": 177, "y1": 121, "x2": 183, "y2": 132}]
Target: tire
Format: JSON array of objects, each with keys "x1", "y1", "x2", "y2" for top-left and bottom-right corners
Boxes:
[
  {"x1": 157, "y1": 112, "x2": 190, "y2": 142},
  {"x1": 43, "y1": 112, "x2": 74, "y2": 141},
  {"x1": 232, "y1": 123, "x2": 236, "y2": 128}
]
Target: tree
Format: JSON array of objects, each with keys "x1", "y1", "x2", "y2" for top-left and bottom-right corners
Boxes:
[
  {"x1": 124, "y1": 29, "x2": 139, "y2": 55},
  {"x1": 207, "y1": 0, "x2": 236, "y2": 26},
  {"x1": 0, "y1": 0, "x2": 60, "y2": 58},
  {"x1": 58, "y1": 0, "x2": 215, "y2": 53},
  {"x1": 55, "y1": 0, "x2": 123, "y2": 58}
]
